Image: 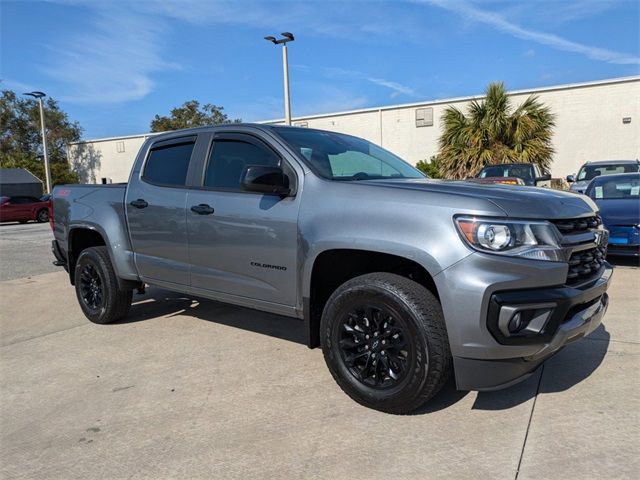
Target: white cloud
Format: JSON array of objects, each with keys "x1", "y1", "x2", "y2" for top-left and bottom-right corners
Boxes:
[
  {"x1": 41, "y1": 2, "x2": 180, "y2": 104},
  {"x1": 424, "y1": 0, "x2": 640, "y2": 65},
  {"x1": 367, "y1": 77, "x2": 418, "y2": 98},
  {"x1": 323, "y1": 67, "x2": 421, "y2": 99}
]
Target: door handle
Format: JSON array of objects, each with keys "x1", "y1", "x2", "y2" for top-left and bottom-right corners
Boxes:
[
  {"x1": 190, "y1": 204, "x2": 215, "y2": 215},
  {"x1": 130, "y1": 199, "x2": 148, "y2": 209}
]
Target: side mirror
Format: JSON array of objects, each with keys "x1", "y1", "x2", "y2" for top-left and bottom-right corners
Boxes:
[
  {"x1": 566, "y1": 174, "x2": 575, "y2": 183},
  {"x1": 241, "y1": 165, "x2": 291, "y2": 196}
]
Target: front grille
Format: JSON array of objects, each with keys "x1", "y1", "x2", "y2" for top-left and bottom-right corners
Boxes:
[
  {"x1": 552, "y1": 215, "x2": 602, "y2": 235},
  {"x1": 550, "y1": 215, "x2": 607, "y2": 286},
  {"x1": 566, "y1": 246, "x2": 606, "y2": 285}
]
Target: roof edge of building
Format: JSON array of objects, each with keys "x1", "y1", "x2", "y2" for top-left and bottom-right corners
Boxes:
[
  {"x1": 70, "y1": 75, "x2": 640, "y2": 144},
  {"x1": 68, "y1": 132, "x2": 161, "y2": 146},
  {"x1": 260, "y1": 75, "x2": 640, "y2": 124}
]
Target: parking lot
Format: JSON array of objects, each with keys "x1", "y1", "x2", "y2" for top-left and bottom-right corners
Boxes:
[{"x1": 0, "y1": 222, "x2": 638, "y2": 479}]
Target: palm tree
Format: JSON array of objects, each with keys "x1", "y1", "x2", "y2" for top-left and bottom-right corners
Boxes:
[{"x1": 438, "y1": 82, "x2": 555, "y2": 179}]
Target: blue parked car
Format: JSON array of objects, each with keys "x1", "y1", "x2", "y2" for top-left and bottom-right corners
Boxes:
[{"x1": 585, "y1": 172, "x2": 640, "y2": 257}]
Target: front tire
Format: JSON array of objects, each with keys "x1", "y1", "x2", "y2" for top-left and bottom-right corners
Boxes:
[
  {"x1": 321, "y1": 273, "x2": 451, "y2": 414},
  {"x1": 74, "y1": 246, "x2": 132, "y2": 324}
]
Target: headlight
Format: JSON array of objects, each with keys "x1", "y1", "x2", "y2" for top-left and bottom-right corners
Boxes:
[{"x1": 455, "y1": 216, "x2": 565, "y2": 262}]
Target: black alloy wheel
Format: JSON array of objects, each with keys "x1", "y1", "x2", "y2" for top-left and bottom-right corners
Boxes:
[
  {"x1": 79, "y1": 263, "x2": 103, "y2": 311},
  {"x1": 74, "y1": 246, "x2": 132, "y2": 324},
  {"x1": 321, "y1": 272, "x2": 452, "y2": 414},
  {"x1": 338, "y1": 305, "x2": 411, "y2": 389}
]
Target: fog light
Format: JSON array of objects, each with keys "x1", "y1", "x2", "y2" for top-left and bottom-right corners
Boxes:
[
  {"x1": 508, "y1": 313, "x2": 524, "y2": 333},
  {"x1": 497, "y1": 304, "x2": 555, "y2": 338}
]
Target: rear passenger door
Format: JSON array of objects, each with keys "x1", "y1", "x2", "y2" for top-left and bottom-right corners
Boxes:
[
  {"x1": 126, "y1": 135, "x2": 201, "y2": 286},
  {"x1": 185, "y1": 132, "x2": 301, "y2": 308}
]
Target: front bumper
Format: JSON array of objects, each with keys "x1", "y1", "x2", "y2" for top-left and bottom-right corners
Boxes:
[
  {"x1": 435, "y1": 252, "x2": 613, "y2": 391},
  {"x1": 457, "y1": 272, "x2": 610, "y2": 391}
]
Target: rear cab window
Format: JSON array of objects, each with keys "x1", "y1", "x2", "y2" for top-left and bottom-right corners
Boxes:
[{"x1": 142, "y1": 138, "x2": 196, "y2": 187}]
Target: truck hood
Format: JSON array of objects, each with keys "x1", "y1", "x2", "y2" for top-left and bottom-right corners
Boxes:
[{"x1": 358, "y1": 178, "x2": 598, "y2": 219}]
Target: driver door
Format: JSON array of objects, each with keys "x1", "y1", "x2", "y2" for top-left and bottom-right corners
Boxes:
[{"x1": 186, "y1": 132, "x2": 301, "y2": 308}]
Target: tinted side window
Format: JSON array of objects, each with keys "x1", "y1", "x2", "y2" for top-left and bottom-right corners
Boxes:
[
  {"x1": 10, "y1": 197, "x2": 36, "y2": 204},
  {"x1": 204, "y1": 140, "x2": 279, "y2": 189},
  {"x1": 143, "y1": 141, "x2": 195, "y2": 186}
]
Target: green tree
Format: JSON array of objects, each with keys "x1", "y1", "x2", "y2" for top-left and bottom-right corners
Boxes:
[
  {"x1": 438, "y1": 82, "x2": 555, "y2": 179},
  {"x1": 415, "y1": 155, "x2": 442, "y2": 178},
  {"x1": 1, "y1": 89, "x2": 81, "y2": 185},
  {"x1": 150, "y1": 100, "x2": 241, "y2": 132}
]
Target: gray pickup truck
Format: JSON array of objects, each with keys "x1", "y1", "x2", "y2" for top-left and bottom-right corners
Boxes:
[{"x1": 51, "y1": 124, "x2": 612, "y2": 413}]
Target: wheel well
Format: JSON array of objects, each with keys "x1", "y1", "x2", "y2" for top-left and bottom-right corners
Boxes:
[
  {"x1": 307, "y1": 249, "x2": 438, "y2": 347},
  {"x1": 68, "y1": 229, "x2": 106, "y2": 284}
]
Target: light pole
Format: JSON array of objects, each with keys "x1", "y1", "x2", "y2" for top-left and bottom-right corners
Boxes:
[
  {"x1": 24, "y1": 91, "x2": 52, "y2": 193},
  {"x1": 264, "y1": 32, "x2": 294, "y2": 125}
]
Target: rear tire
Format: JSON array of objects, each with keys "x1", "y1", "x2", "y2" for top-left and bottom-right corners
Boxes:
[
  {"x1": 321, "y1": 273, "x2": 451, "y2": 414},
  {"x1": 36, "y1": 208, "x2": 48, "y2": 223},
  {"x1": 74, "y1": 246, "x2": 132, "y2": 324}
]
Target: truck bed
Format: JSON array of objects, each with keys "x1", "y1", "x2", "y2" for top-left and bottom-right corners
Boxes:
[{"x1": 51, "y1": 183, "x2": 137, "y2": 282}]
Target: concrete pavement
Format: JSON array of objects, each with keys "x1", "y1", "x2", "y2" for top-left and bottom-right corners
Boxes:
[
  {"x1": 0, "y1": 229, "x2": 638, "y2": 479},
  {"x1": 0, "y1": 224, "x2": 640, "y2": 480},
  {"x1": 0, "y1": 223, "x2": 58, "y2": 281}
]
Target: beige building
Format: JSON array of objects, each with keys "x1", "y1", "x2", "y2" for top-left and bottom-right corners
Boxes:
[{"x1": 68, "y1": 76, "x2": 639, "y2": 183}]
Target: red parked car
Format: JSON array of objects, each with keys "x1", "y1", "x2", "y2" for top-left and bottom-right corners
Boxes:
[{"x1": 0, "y1": 195, "x2": 51, "y2": 223}]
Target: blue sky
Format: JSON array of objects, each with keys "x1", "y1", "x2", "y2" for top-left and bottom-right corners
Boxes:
[{"x1": 2, "y1": 0, "x2": 639, "y2": 139}]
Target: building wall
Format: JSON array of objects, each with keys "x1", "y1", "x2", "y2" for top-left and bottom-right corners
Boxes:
[
  {"x1": 287, "y1": 78, "x2": 640, "y2": 178},
  {"x1": 68, "y1": 135, "x2": 153, "y2": 184},
  {"x1": 68, "y1": 77, "x2": 639, "y2": 183}
]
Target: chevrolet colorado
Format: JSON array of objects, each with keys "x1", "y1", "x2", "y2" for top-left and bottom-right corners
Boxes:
[{"x1": 51, "y1": 124, "x2": 612, "y2": 413}]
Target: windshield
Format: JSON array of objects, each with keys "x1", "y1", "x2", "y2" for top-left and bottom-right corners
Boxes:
[
  {"x1": 577, "y1": 163, "x2": 639, "y2": 181},
  {"x1": 587, "y1": 175, "x2": 640, "y2": 200},
  {"x1": 479, "y1": 165, "x2": 533, "y2": 181},
  {"x1": 274, "y1": 127, "x2": 424, "y2": 181}
]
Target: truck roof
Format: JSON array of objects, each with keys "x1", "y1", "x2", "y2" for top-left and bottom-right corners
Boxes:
[
  {"x1": 143, "y1": 123, "x2": 290, "y2": 140},
  {"x1": 583, "y1": 159, "x2": 639, "y2": 165}
]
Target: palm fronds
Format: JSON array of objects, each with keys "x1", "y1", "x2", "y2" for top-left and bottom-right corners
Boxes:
[{"x1": 438, "y1": 83, "x2": 555, "y2": 179}]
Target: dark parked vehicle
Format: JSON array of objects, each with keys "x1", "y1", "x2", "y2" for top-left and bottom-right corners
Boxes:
[
  {"x1": 0, "y1": 195, "x2": 50, "y2": 223},
  {"x1": 51, "y1": 124, "x2": 612, "y2": 413},
  {"x1": 477, "y1": 163, "x2": 551, "y2": 187},
  {"x1": 567, "y1": 160, "x2": 640, "y2": 194},
  {"x1": 585, "y1": 173, "x2": 640, "y2": 257}
]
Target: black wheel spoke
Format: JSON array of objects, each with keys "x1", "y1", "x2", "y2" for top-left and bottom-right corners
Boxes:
[
  {"x1": 339, "y1": 338, "x2": 361, "y2": 349},
  {"x1": 79, "y1": 263, "x2": 104, "y2": 310},
  {"x1": 338, "y1": 305, "x2": 410, "y2": 389}
]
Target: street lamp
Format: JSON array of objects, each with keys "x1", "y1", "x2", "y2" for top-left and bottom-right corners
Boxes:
[
  {"x1": 264, "y1": 32, "x2": 295, "y2": 125},
  {"x1": 23, "y1": 91, "x2": 52, "y2": 193}
]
